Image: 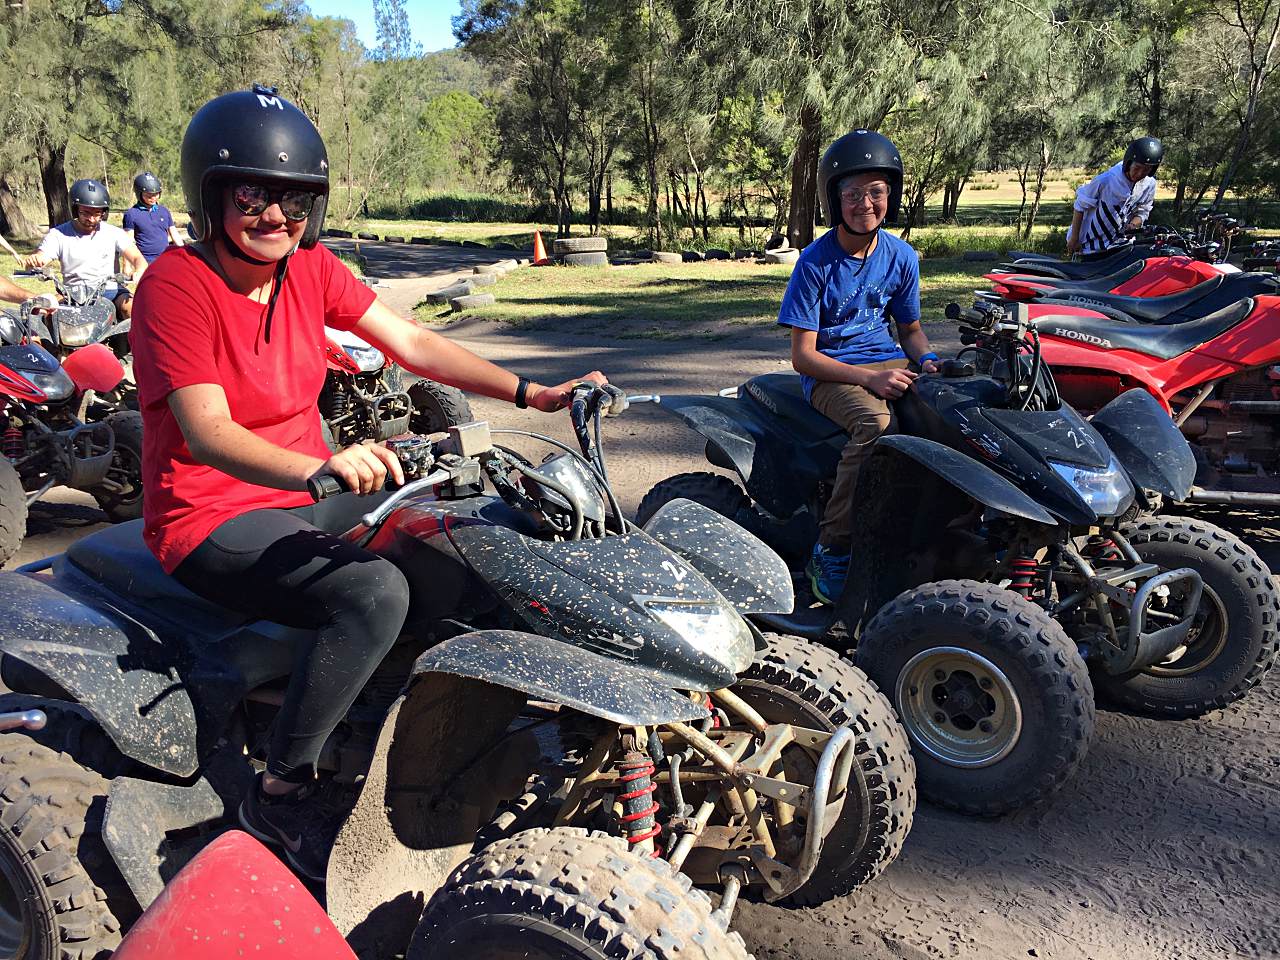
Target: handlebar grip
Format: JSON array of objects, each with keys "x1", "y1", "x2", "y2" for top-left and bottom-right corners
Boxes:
[{"x1": 307, "y1": 474, "x2": 347, "y2": 501}]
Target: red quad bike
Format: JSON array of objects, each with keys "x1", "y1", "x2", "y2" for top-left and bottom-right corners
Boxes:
[
  {"x1": 988, "y1": 254, "x2": 1232, "y2": 302},
  {"x1": 320, "y1": 326, "x2": 473, "y2": 448},
  {"x1": 1031, "y1": 289, "x2": 1280, "y2": 513},
  {"x1": 0, "y1": 302, "x2": 143, "y2": 566}
]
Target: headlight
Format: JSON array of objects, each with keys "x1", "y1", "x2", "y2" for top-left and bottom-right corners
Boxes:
[
  {"x1": 27, "y1": 368, "x2": 75, "y2": 402},
  {"x1": 342, "y1": 344, "x2": 384, "y2": 372},
  {"x1": 56, "y1": 319, "x2": 100, "y2": 347},
  {"x1": 1049, "y1": 455, "x2": 1134, "y2": 517},
  {"x1": 645, "y1": 599, "x2": 754, "y2": 673}
]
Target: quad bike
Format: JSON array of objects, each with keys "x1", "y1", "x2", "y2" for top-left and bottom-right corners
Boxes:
[
  {"x1": 9, "y1": 268, "x2": 137, "y2": 411},
  {"x1": 320, "y1": 326, "x2": 473, "y2": 448},
  {"x1": 0, "y1": 384, "x2": 915, "y2": 959},
  {"x1": 639, "y1": 300, "x2": 1279, "y2": 815},
  {"x1": 987, "y1": 254, "x2": 1238, "y2": 302},
  {"x1": 1032, "y1": 288, "x2": 1280, "y2": 512},
  {"x1": 0, "y1": 301, "x2": 144, "y2": 565}
]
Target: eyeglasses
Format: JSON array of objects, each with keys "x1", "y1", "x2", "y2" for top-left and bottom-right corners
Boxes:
[
  {"x1": 230, "y1": 183, "x2": 319, "y2": 222},
  {"x1": 839, "y1": 185, "x2": 890, "y2": 205}
]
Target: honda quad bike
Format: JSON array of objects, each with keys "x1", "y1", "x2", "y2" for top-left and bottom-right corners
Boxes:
[
  {"x1": 0, "y1": 301, "x2": 144, "y2": 565},
  {"x1": 639, "y1": 301, "x2": 1279, "y2": 815},
  {"x1": 0, "y1": 385, "x2": 915, "y2": 959},
  {"x1": 988, "y1": 254, "x2": 1238, "y2": 302},
  {"x1": 1033, "y1": 288, "x2": 1280, "y2": 513},
  {"x1": 9, "y1": 268, "x2": 137, "y2": 411},
  {"x1": 320, "y1": 326, "x2": 473, "y2": 449}
]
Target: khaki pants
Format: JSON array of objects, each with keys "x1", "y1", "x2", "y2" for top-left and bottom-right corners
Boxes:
[{"x1": 810, "y1": 358, "x2": 910, "y2": 550}]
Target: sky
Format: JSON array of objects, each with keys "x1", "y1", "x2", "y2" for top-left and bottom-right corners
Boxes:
[{"x1": 304, "y1": 0, "x2": 462, "y2": 53}]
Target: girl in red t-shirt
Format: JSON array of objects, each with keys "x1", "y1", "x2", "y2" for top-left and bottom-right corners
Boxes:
[{"x1": 131, "y1": 86, "x2": 606, "y2": 882}]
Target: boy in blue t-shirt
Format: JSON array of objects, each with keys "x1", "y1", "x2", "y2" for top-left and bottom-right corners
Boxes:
[
  {"x1": 121, "y1": 171, "x2": 184, "y2": 263},
  {"x1": 777, "y1": 130, "x2": 940, "y2": 604}
]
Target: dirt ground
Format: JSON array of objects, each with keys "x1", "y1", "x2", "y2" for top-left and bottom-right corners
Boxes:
[{"x1": 7, "y1": 249, "x2": 1279, "y2": 960}]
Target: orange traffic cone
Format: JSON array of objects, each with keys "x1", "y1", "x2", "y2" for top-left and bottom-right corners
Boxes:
[{"x1": 532, "y1": 229, "x2": 550, "y2": 265}]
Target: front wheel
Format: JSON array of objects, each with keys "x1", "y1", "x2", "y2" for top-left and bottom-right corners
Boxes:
[
  {"x1": 90, "y1": 411, "x2": 144, "y2": 523},
  {"x1": 1096, "y1": 515, "x2": 1280, "y2": 717},
  {"x1": 855, "y1": 579, "x2": 1095, "y2": 817},
  {"x1": 0, "y1": 457, "x2": 26, "y2": 567},
  {"x1": 410, "y1": 828, "x2": 750, "y2": 960},
  {"x1": 635, "y1": 472, "x2": 748, "y2": 527},
  {"x1": 732, "y1": 632, "x2": 914, "y2": 905}
]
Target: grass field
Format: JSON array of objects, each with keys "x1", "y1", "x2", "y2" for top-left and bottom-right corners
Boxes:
[{"x1": 413, "y1": 257, "x2": 989, "y2": 338}]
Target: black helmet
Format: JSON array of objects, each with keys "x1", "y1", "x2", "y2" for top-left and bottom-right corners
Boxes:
[
  {"x1": 69, "y1": 179, "x2": 109, "y2": 218},
  {"x1": 180, "y1": 84, "x2": 329, "y2": 248},
  {"x1": 133, "y1": 171, "x2": 162, "y2": 202},
  {"x1": 818, "y1": 130, "x2": 904, "y2": 229},
  {"x1": 1123, "y1": 136, "x2": 1163, "y2": 177}
]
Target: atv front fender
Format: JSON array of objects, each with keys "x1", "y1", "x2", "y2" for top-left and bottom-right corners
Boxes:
[
  {"x1": 875, "y1": 435, "x2": 1058, "y2": 525},
  {"x1": 1090, "y1": 388, "x2": 1196, "y2": 500}
]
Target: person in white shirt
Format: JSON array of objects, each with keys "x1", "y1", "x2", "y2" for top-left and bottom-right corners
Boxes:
[
  {"x1": 1066, "y1": 136, "x2": 1163, "y2": 258},
  {"x1": 21, "y1": 178, "x2": 148, "y2": 319}
]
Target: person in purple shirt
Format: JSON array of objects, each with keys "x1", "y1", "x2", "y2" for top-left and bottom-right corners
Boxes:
[{"x1": 122, "y1": 172, "x2": 184, "y2": 262}]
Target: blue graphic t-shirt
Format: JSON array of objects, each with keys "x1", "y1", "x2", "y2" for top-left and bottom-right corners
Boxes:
[
  {"x1": 777, "y1": 229, "x2": 921, "y2": 400},
  {"x1": 122, "y1": 203, "x2": 175, "y2": 262}
]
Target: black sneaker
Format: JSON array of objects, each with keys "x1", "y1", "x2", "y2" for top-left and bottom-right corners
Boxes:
[{"x1": 238, "y1": 775, "x2": 347, "y2": 883}]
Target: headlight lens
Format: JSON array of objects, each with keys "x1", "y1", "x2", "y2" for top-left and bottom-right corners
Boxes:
[
  {"x1": 27, "y1": 368, "x2": 75, "y2": 402},
  {"x1": 342, "y1": 344, "x2": 384, "y2": 372},
  {"x1": 56, "y1": 319, "x2": 99, "y2": 347},
  {"x1": 645, "y1": 599, "x2": 754, "y2": 672},
  {"x1": 1049, "y1": 455, "x2": 1134, "y2": 517}
]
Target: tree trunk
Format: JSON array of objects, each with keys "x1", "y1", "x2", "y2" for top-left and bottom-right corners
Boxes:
[
  {"x1": 1023, "y1": 140, "x2": 1051, "y2": 240},
  {"x1": 606, "y1": 173, "x2": 613, "y2": 224},
  {"x1": 36, "y1": 139, "x2": 69, "y2": 227},
  {"x1": 0, "y1": 172, "x2": 36, "y2": 240},
  {"x1": 786, "y1": 102, "x2": 822, "y2": 249}
]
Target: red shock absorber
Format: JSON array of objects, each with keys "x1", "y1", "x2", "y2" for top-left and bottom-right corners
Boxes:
[
  {"x1": 617, "y1": 751, "x2": 662, "y2": 857},
  {"x1": 2, "y1": 425, "x2": 22, "y2": 462},
  {"x1": 1009, "y1": 556, "x2": 1039, "y2": 597}
]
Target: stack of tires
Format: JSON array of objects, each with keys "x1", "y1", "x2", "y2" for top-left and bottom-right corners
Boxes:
[{"x1": 553, "y1": 237, "x2": 608, "y2": 266}]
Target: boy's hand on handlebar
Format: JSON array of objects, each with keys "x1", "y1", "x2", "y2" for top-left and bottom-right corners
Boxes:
[
  {"x1": 313, "y1": 440, "x2": 404, "y2": 495},
  {"x1": 530, "y1": 371, "x2": 609, "y2": 412},
  {"x1": 866, "y1": 368, "x2": 917, "y2": 400}
]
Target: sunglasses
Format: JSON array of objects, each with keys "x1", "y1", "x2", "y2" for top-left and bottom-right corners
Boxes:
[
  {"x1": 230, "y1": 182, "x2": 319, "y2": 222},
  {"x1": 839, "y1": 185, "x2": 890, "y2": 205}
]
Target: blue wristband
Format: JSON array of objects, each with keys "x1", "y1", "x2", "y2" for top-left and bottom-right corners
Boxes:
[{"x1": 919, "y1": 352, "x2": 940, "y2": 365}]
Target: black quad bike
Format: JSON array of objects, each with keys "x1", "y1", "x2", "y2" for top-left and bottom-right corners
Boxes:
[
  {"x1": 0, "y1": 385, "x2": 915, "y2": 959},
  {"x1": 639, "y1": 301, "x2": 1279, "y2": 816}
]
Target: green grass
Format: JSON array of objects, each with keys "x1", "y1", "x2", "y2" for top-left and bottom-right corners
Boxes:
[{"x1": 413, "y1": 257, "x2": 991, "y2": 338}]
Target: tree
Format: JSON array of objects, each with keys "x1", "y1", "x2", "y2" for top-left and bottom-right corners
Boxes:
[{"x1": 1210, "y1": 0, "x2": 1280, "y2": 204}]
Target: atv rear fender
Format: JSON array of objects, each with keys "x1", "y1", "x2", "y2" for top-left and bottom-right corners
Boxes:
[
  {"x1": 653, "y1": 394, "x2": 828, "y2": 517},
  {"x1": 1089, "y1": 388, "x2": 1196, "y2": 499},
  {"x1": 327, "y1": 629, "x2": 710, "y2": 952}
]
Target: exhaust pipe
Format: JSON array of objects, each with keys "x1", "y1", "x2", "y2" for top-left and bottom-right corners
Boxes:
[{"x1": 1186, "y1": 487, "x2": 1280, "y2": 506}]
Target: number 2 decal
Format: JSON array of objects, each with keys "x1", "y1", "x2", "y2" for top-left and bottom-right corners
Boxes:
[{"x1": 661, "y1": 560, "x2": 687, "y2": 582}]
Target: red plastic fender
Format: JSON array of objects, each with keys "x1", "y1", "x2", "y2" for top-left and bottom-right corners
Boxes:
[
  {"x1": 112, "y1": 831, "x2": 357, "y2": 960},
  {"x1": 60, "y1": 343, "x2": 124, "y2": 393},
  {"x1": 324, "y1": 337, "x2": 360, "y2": 374}
]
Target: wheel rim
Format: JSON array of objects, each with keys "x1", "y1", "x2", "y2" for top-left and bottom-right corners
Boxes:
[
  {"x1": 895, "y1": 647, "x2": 1022, "y2": 768},
  {"x1": 0, "y1": 850, "x2": 33, "y2": 958},
  {"x1": 1143, "y1": 582, "x2": 1230, "y2": 677},
  {"x1": 102, "y1": 441, "x2": 142, "y2": 508}
]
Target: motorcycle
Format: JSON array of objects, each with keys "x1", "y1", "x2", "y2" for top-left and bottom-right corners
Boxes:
[
  {"x1": 320, "y1": 327, "x2": 473, "y2": 448},
  {"x1": 638, "y1": 300, "x2": 1278, "y2": 814},
  {"x1": 0, "y1": 384, "x2": 915, "y2": 959},
  {"x1": 0, "y1": 298, "x2": 144, "y2": 565}
]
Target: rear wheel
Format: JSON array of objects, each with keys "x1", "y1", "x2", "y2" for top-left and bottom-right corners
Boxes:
[
  {"x1": 635, "y1": 472, "x2": 747, "y2": 527},
  {"x1": 856, "y1": 579, "x2": 1095, "y2": 816},
  {"x1": 410, "y1": 828, "x2": 749, "y2": 960},
  {"x1": 1095, "y1": 515, "x2": 1280, "y2": 717},
  {"x1": 732, "y1": 633, "x2": 914, "y2": 905},
  {"x1": 0, "y1": 740, "x2": 129, "y2": 959},
  {"x1": 90, "y1": 412, "x2": 143, "y2": 523},
  {"x1": 407, "y1": 379, "x2": 474, "y2": 434},
  {"x1": 0, "y1": 458, "x2": 25, "y2": 567}
]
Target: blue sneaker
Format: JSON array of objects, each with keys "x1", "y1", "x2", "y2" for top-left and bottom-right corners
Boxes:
[{"x1": 807, "y1": 543, "x2": 850, "y2": 605}]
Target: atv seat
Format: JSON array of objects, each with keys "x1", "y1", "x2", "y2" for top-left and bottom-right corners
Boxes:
[
  {"x1": 1035, "y1": 298, "x2": 1254, "y2": 361},
  {"x1": 1049, "y1": 271, "x2": 1280, "y2": 325},
  {"x1": 998, "y1": 247, "x2": 1145, "y2": 281},
  {"x1": 743, "y1": 373, "x2": 843, "y2": 442},
  {"x1": 63, "y1": 520, "x2": 250, "y2": 633},
  {"x1": 1043, "y1": 275, "x2": 1225, "y2": 322},
  {"x1": 1017, "y1": 260, "x2": 1146, "y2": 293}
]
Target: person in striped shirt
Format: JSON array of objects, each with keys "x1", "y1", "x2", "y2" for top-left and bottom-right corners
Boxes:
[{"x1": 1066, "y1": 136, "x2": 1163, "y2": 258}]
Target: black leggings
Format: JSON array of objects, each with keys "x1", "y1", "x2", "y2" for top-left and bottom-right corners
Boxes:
[{"x1": 173, "y1": 493, "x2": 410, "y2": 783}]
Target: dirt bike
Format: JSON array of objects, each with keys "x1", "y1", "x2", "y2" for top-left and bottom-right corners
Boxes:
[
  {"x1": 320, "y1": 326, "x2": 473, "y2": 448},
  {"x1": 0, "y1": 384, "x2": 915, "y2": 959},
  {"x1": 0, "y1": 300, "x2": 144, "y2": 565},
  {"x1": 638, "y1": 300, "x2": 1279, "y2": 815}
]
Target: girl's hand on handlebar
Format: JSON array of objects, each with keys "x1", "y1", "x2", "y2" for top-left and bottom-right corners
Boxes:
[
  {"x1": 530, "y1": 371, "x2": 609, "y2": 412},
  {"x1": 313, "y1": 440, "x2": 404, "y2": 495}
]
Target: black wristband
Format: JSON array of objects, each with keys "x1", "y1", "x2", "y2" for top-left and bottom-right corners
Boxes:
[{"x1": 514, "y1": 376, "x2": 531, "y2": 409}]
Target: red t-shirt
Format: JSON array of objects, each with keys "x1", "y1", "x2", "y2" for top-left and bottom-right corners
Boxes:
[{"x1": 131, "y1": 244, "x2": 377, "y2": 572}]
